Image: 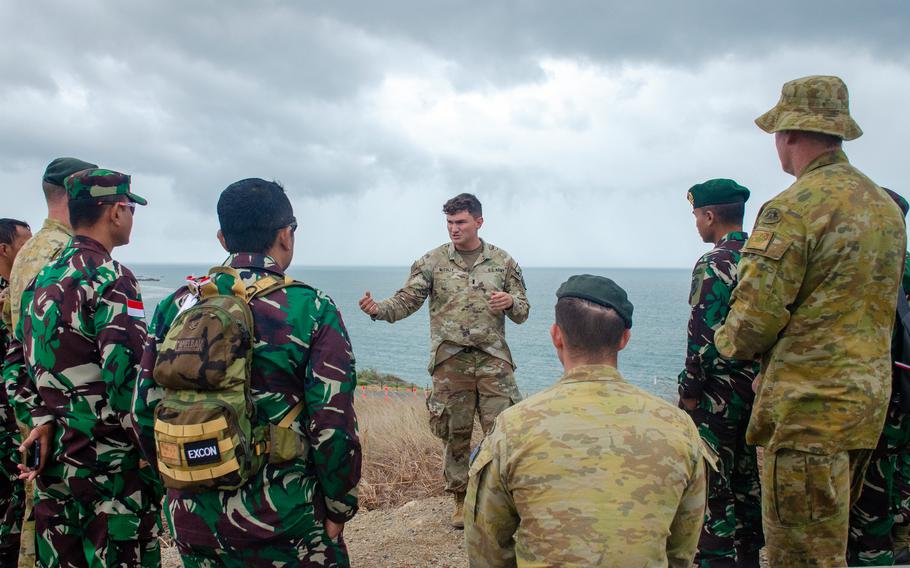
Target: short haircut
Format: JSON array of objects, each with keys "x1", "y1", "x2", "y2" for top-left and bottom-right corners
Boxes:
[
  {"x1": 69, "y1": 197, "x2": 125, "y2": 230},
  {"x1": 443, "y1": 193, "x2": 482, "y2": 218},
  {"x1": 0, "y1": 219, "x2": 30, "y2": 246},
  {"x1": 704, "y1": 201, "x2": 745, "y2": 226},
  {"x1": 217, "y1": 179, "x2": 293, "y2": 254},
  {"x1": 42, "y1": 181, "x2": 67, "y2": 201},
  {"x1": 555, "y1": 297, "x2": 626, "y2": 355},
  {"x1": 798, "y1": 130, "x2": 843, "y2": 148}
]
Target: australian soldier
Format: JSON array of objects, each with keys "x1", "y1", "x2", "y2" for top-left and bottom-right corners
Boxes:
[
  {"x1": 466, "y1": 274, "x2": 711, "y2": 567},
  {"x1": 715, "y1": 75, "x2": 907, "y2": 567},
  {"x1": 358, "y1": 193, "x2": 529, "y2": 528},
  {"x1": 679, "y1": 179, "x2": 763, "y2": 567},
  {"x1": 16, "y1": 169, "x2": 162, "y2": 566},
  {"x1": 0, "y1": 219, "x2": 31, "y2": 567},
  {"x1": 133, "y1": 179, "x2": 361, "y2": 566}
]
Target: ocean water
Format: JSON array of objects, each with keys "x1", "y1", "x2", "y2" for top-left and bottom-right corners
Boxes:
[{"x1": 134, "y1": 264, "x2": 691, "y2": 398}]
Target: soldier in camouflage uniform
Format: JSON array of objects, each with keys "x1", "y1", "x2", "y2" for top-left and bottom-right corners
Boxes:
[
  {"x1": 715, "y1": 75, "x2": 907, "y2": 567},
  {"x1": 133, "y1": 179, "x2": 361, "y2": 567},
  {"x1": 0, "y1": 219, "x2": 32, "y2": 567},
  {"x1": 2, "y1": 157, "x2": 96, "y2": 568},
  {"x1": 846, "y1": 188, "x2": 910, "y2": 566},
  {"x1": 679, "y1": 179, "x2": 763, "y2": 567},
  {"x1": 466, "y1": 275, "x2": 711, "y2": 567},
  {"x1": 17, "y1": 169, "x2": 162, "y2": 567},
  {"x1": 358, "y1": 193, "x2": 528, "y2": 528}
]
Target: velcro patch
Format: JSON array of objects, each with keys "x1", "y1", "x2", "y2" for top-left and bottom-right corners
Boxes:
[
  {"x1": 184, "y1": 438, "x2": 222, "y2": 466},
  {"x1": 746, "y1": 230, "x2": 773, "y2": 251},
  {"x1": 159, "y1": 441, "x2": 180, "y2": 463}
]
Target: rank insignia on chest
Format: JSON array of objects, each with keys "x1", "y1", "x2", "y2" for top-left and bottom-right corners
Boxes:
[{"x1": 747, "y1": 230, "x2": 773, "y2": 251}]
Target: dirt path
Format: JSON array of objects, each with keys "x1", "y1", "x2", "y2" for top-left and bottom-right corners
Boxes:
[{"x1": 347, "y1": 497, "x2": 467, "y2": 568}]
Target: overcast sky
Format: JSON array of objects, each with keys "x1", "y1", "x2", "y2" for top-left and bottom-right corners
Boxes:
[{"x1": 2, "y1": 1, "x2": 908, "y2": 268}]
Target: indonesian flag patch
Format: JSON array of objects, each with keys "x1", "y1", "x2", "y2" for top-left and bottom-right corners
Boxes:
[{"x1": 127, "y1": 299, "x2": 145, "y2": 319}]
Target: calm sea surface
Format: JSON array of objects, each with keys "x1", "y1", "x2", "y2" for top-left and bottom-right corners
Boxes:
[{"x1": 133, "y1": 264, "x2": 690, "y2": 398}]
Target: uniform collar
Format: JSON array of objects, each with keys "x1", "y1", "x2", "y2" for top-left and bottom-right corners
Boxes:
[
  {"x1": 70, "y1": 235, "x2": 111, "y2": 257},
  {"x1": 718, "y1": 231, "x2": 748, "y2": 245},
  {"x1": 41, "y1": 218, "x2": 73, "y2": 237},
  {"x1": 447, "y1": 239, "x2": 490, "y2": 269},
  {"x1": 558, "y1": 364, "x2": 626, "y2": 385},
  {"x1": 225, "y1": 253, "x2": 285, "y2": 276},
  {"x1": 800, "y1": 149, "x2": 849, "y2": 179}
]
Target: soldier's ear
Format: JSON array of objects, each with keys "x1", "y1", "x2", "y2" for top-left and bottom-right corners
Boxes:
[
  {"x1": 216, "y1": 230, "x2": 228, "y2": 252},
  {"x1": 617, "y1": 329, "x2": 632, "y2": 352},
  {"x1": 475, "y1": 215, "x2": 484, "y2": 230},
  {"x1": 550, "y1": 323, "x2": 563, "y2": 350}
]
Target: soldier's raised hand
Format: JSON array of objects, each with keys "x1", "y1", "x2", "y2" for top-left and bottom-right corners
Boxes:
[
  {"x1": 488, "y1": 291, "x2": 514, "y2": 313},
  {"x1": 359, "y1": 291, "x2": 379, "y2": 316}
]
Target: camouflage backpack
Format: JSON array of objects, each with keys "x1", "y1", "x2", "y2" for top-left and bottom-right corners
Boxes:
[{"x1": 151, "y1": 266, "x2": 310, "y2": 492}]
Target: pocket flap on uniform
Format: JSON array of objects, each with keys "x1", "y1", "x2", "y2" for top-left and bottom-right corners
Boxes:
[{"x1": 743, "y1": 230, "x2": 792, "y2": 260}]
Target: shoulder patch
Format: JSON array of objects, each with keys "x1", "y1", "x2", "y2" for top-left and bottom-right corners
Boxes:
[
  {"x1": 743, "y1": 230, "x2": 792, "y2": 260},
  {"x1": 745, "y1": 230, "x2": 773, "y2": 252},
  {"x1": 760, "y1": 207, "x2": 782, "y2": 225}
]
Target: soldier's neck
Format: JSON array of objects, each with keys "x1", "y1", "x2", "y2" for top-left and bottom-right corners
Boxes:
[
  {"x1": 46, "y1": 199, "x2": 71, "y2": 228},
  {"x1": 561, "y1": 352, "x2": 618, "y2": 373},
  {"x1": 74, "y1": 228, "x2": 115, "y2": 254},
  {"x1": 454, "y1": 237, "x2": 482, "y2": 252},
  {"x1": 713, "y1": 225, "x2": 743, "y2": 246}
]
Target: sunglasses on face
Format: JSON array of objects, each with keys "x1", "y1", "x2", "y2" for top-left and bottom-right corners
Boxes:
[{"x1": 97, "y1": 200, "x2": 136, "y2": 213}]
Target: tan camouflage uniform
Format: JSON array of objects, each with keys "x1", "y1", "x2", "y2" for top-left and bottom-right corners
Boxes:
[
  {"x1": 465, "y1": 364, "x2": 709, "y2": 567},
  {"x1": 1, "y1": 217, "x2": 71, "y2": 568},
  {"x1": 716, "y1": 78, "x2": 906, "y2": 568},
  {"x1": 373, "y1": 240, "x2": 528, "y2": 493}
]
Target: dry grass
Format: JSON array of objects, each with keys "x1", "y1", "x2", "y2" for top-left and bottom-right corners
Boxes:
[{"x1": 356, "y1": 395, "x2": 447, "y2": 510}]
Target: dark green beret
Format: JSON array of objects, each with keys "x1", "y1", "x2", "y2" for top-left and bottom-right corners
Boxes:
[
  {"x1": 556, "y1": 274, "x2": 633, "y2": 328},
  {"x1": 65, "y1": 169, "x2": 148, "y2": 205},
  {"x1": 687, "y1": 178, "x2": 750, "y2": 209},
  {"x1": 884, "y1": 188, "x2": 909, "y2": 218},
  {"x1": 42, "y1": 157, "x2": 98, "y2": 187}
]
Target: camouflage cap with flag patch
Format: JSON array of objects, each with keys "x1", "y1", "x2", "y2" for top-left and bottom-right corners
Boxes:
[{"x1": 64, "y1": 168, "x2": 148, "y2": 205}]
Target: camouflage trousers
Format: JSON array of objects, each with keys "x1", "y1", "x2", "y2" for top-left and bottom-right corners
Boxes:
[
  {"x1": 685, "y1": 389, "x2": 763, "y2": 568},
  {"x1": 178, "y1": 533, "x2": 348, "y2": 568},
  {"x1": 847, "y1": 403, "x2": 910, "y2": 566},
  {"x1": 0, "y1": 420, "x2": 22, "y2": 568},
  {"x1": 428, "y1": 348, "x2": 521, "y2": 494},
  {"x1": 35, "y1": 460, "x2": 161, "y2": 568},
  {"x1": 762, "y1": 447, "x2": 871, "y2": 568},
  {"x1": 17, "y1": 422, "x2": 35, "y2": 568}
]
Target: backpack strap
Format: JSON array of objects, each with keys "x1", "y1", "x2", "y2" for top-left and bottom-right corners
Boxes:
[{"x1": 206, "y1": 266, "x2": 248, "y2": 299}]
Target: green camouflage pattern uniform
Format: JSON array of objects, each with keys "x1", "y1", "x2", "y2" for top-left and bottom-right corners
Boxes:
[
  {"x1": 20, "y1": 235, "x2": 162, "y2": 567},
  {"x1": 846, "y1": 255, "x2": 910, "y2": 566},
  {"x1": 373, "y1": 240, "x2": 528, "y2": 493},
  {"x1": 133, "y1": 253, "x2": 361, "y2": 567},
  {"x1": 466, "y1": 364, "x2": 709, "y2": 567},
  {"x1": 715, "y1": 150, "x2": 907, "y2": 567},
  {"x1": 0, "y1": 277, "x2": 24, "y2": 567},
  {"x1": 679, "y1": 231, "x2": 763, "y2": 567},
  {"x1": 1, "y1": 217, "x2": 72, "y2": 568}
]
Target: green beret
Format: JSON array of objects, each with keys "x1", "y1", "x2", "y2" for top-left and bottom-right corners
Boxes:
[
  {"x1": 65, "y1": 169, "x2": 148, "y2": 206},
  {"x1": 687, "y1": 178, "x2": 750, "y2": 209},
  {"x1": 42, "y1": 157, "x2": 98, "y2": 187},
  {"x1": 884, "y1": 188, "x2": 909, "y2": 218},
  {"x1": 556, "y1": 274, "x2": 633, "y2": 329}
]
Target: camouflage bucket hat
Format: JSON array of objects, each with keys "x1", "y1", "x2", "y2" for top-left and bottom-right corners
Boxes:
[
  {"x1": 64, "y1": 168, "x2": 148, "y2": 205},
  {"x1": 755, "y1": 75, "x2": 862, "y2": 141}
]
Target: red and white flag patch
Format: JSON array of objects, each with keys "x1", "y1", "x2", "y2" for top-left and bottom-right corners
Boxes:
[{"x1": 127, "y1": 299, "x2": 145, "y2": 318}]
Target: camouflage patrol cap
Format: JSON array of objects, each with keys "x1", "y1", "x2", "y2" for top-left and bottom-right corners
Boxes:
[
  {"x1": 556, "y1": 274, "x2": 633, "y2": 328},
  {"x1": 884, "y1": 188, "x2": 909, "y2": 218},
  {"x1": 755, "y1": 75, "x2": 862, "y2": 140},
  {"x1": 42, "y1": 157, "x2": 98, "y2": 187},
  {"x1": 65, "y1": 169, "x2": 147, "y2": 205},
  {"x1": 687, "y1": 178, "x2": 750, "y2": 209}
]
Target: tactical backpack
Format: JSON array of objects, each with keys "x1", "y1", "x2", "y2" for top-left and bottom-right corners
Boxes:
[{"x1": 151, "y1": 266, "x2": 310, "y2": 492}]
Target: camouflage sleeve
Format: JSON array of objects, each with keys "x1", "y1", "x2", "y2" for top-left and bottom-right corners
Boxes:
[
  {"x1": 2, "y1": 336, "x2": 37, "y2": 427},
  {"x1": 677, "y1": 257, "x2": 722, "y2": 399},
  {"x1": 666, "y1": 444, "x2": 707, "y2": 568},
  {"x1": 465, "y1": 424, "x2": 518, "y2": 568},
  {"x1": 374, "y1": 258, "x2": 432, "y2": 323},
  {"x1": 504, "y1": 259, "x2": 529, "y2": 325},
  {"x1": 132, "y1": 295, "x2": 177, "y2": 467},
  {"x1": 95, "y1": 270, "x2": 149, "y2": 445},
  {"x1": 716, "y1": 207, "x2": 805, "y2": 360},
  {"x1": 305, "y1": 299, "x2": 361, "y2": 523}
]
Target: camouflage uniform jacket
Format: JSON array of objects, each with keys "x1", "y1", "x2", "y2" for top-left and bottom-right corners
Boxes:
[
  {"x1": 465, "y1": 364, "x2": 708, "y2": 568},
  {"x1": 2, "y1": 217, "x2": 72, "y2": 427},
  {"x1": 0, "y1": 277, "x2": 15, "y2": 441},
  {"x1": 678, "y1": 231, "x2": 759, "y2": 401},
  {"x1": 20, "y1": 235, "x2": 149, "y2": 469},
  {"x1": 715, "y1": 150, "x2": 907, "y2": 454},
  {"x1": 374, "y1": 240, "x2": 529, "y2": 372},
  {"x1": 133, "y1": 253, "x2": 361, "y2": 545}
]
